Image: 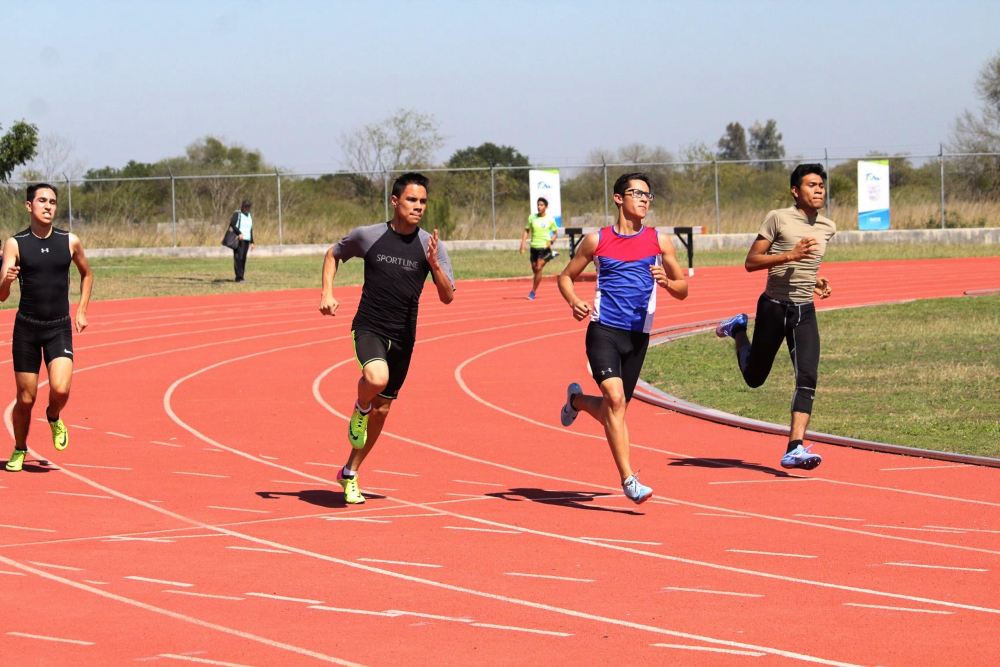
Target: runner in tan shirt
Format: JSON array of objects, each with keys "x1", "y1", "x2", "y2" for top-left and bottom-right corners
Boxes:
[{"x1": 715, "y1": 164, "x2": 836, "y2": 470}]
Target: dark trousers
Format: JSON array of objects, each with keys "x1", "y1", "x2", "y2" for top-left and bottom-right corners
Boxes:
[
  {"x1": 741, "y1": 293, "x2": 820, "y2": 415},
  {"x1": 233, "y1": 241, "x2": 251, "y2": 281}
]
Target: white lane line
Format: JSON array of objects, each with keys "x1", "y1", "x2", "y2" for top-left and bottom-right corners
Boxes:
[
  {"x1": 174, "y1": 471, "x2": 230, "y2": 479},
  {"x1": 47, "y1": 490, "x2": 112, "y2": 500},
  {"x1": 164, "y1": 590, "x2": 246, "y2": 601},
  {"x1": 794, "y1": 514, "x2": 865, "y2": 522},
  {"x1": 0, "y1": 523, "x2": 57, "y2": 533},
  {"x1": 203, "y1": 448, "x2": 224, "y2": 452},
  {"x1": 28, "y1": 560, "x2": 83, "y2": 571},
  {"x1": 385, "y1": 609, "x2": 473, "y2": 622},
  {"x1": 7, "y1": 631, "x2": 93, "y2": 646},
  {"x1": 226, "y1": 546, "x2": 290, "y2": 554},
  {"x1": 259, "y1": 455, "x2": 279, "y2": 461},
  {"x1": 844, "y1": 602, "x2": 954, "y2": 615},
  {"x1": 710, "y1": 478, "x2": 815, "y2": 485},
  {"x1": 83, "y1": 580, "x2": 108, "y2": 585},
  {"x1": 268, "y1": 480, "x2": 306, "y2": 485},
  {"x1": 245, "y1": 592, "x2": 323, "y2": 604},
  {"x1": 470, "y1": 622, "x2": 572, "y2": 637},
  {"x1": 158, "y1": 653, "x2": 251, "y2": 666},
  {"x1": 69, "y1": 424, "x2": 93, "y2": 430},
  {"x1": 925, "y1": 525, "x2": 1000, "y2": 534},
  {"x1": 308, "y1": 605, "x2": 396, "y2": 617},
  {"x1": 580, "y1": 536, "x2": 662, "y2": 546},
  {"x1": 695, "y1": 512, "x2": 750, "y2": 519},
  {"x1": 727, "y1": 549, "x2": 817, "y2": 559},
  {"x1": 880, "y1": 464, "x2": 969, "y2": 471},
  {"x1": 864, "y1": 524, "x2": 966, "y2": 534},
  {"x1": 103, "y1": 536, "x2": 175, "y2": 543},
  {"x1": 319, "y1": 516, "x2": 392, "y2": 523},
  {"x1": 373, "y1": 469, "x2": 419, "y2": 477},
  {"x1": 63, "y1": 463, "x2": 133, "y2": 471},
  {"x1": 444, "y1": 526, "x2": 522, "y2": 534},
  {"x1": 304, "y1": 461, "x2": 339, "y2": 467},
  {"x1": 125, "y1": 575, "x2": 194, "y2": 588},
  {"x1": 664, "y1": 586, "x2": 764, "y2": 598},
  {"x1": 505, "y1": 572, "x2": 594, "y2": 583},
  {"x1": 357, "y1": 558, "x2": 442, "y2": 568},
  {"x1": 207, "y1": 506, "x2": 270, "y2": 514},
  {"x1": 652, "y1": 643, "x2": 765, "y2": 657},
  {"x1": 446, "y1": 492, "x2": 486, "y2": 498},
  {"x1": 884, "y1": 562, "x2": 988, "y2": 573},
  {"x1": 0, "y1": 570, "x2": 26, "y2": 576},
  {"x1": 106, "y1": 431, "x2": 133, "y2": 439},
  {"x1": 453, "y1": 479, "x2": 505, "y2": 487},
  {"x1": 151, "y1": 440, "x2": 183, "y2": 448}
]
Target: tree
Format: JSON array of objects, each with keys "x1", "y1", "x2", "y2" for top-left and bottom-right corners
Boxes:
[
  {"x1": 341, "y1": 108, "x2": 443, "y2": 176},
  {"x1": 717, "y1": 122, "x2": 749, "y2": 161},
  {"x1": 0, "y1": 120, "x2": 39, "y2": 182},
  {"x1": 748, "y1": 119, "x2": 785, "y2": 169},
  {"x1": 446, "y1": 142, "x2": 528, "y2": 168},
  {"x1": 19, "y1": 134, "x2": 85, "y2": 182},
  {"x1": 950, "y1": 50, "x2": 1000, "y2": 196}
]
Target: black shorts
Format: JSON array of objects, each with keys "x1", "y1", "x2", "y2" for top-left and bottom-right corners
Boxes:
[
  {"x1": 12, "y1": 313, "x2": 74, "y2": 374},
  {"x1": 529, "y1": 247, "x2": 550, "y2": 263},
  {"x1": 584, "y1": 321, "x2": 649, "y2": 401},
  {"x1": 352, "y1": 329, "x2": 413, "y2": 400}
]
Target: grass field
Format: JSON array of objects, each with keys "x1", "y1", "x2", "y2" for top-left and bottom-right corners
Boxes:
[{"x1": 642, "y1": 295, "x2": 1000, "y2": 457}]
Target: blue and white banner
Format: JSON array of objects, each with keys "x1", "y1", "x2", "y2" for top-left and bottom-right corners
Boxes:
[
  {"x1": 529, "y1": 168, "x2": 562, "y2": 226},
  {"x1": 857, "y1": 160, "x2": 890, "y2": 230}
]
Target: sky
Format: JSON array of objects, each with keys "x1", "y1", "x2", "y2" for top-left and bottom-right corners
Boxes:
[{"x1": 4, "y1": 0, "x2": 999, "y2": 176}]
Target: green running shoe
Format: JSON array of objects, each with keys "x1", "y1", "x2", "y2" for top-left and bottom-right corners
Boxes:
[
  {"x1": 5, "y1": 449, "x2": 26, "y2": 472},
  {"x1": 50, "y1": 418, "x2": 68, "y2": 451},
  {"x1": 337, "y1": 469, "x2": 366, "y2": 504},
  {"x1": 347, "y1": 406, "x2": 368, "y2": 449}
]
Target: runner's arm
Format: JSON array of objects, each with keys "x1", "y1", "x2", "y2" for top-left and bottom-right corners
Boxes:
[
  {"x1": 319, "y1": 247, "x2": 341, "y2": 316},
  {"x1": 0, "y1": 239, "x2": 19, "y2": 302},
  {"x1": 651, "y1": 233, "x2": 688, "y2": 300},
  {"x1": 745, "y1": 235, "x2": 817, "y2": 272},
  {"x1": 70, "y1": 234, "x2": 94, "y2": 332},
  {"x1": 558, "y1": 233, "x2": 597, "y2": 321},
  {"x1": 426, "y1": 229, "x2": 455, "y2": 304}
]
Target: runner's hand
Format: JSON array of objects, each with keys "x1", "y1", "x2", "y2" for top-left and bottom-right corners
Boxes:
[
  {"x1": 75, "y1": 311, "x2": 88, "y2": 333},
  {"x1": 426, "y1": 229, "x2": 441, "y2": 269},
  {"x1": 2, "y1": 265, "x2": 19, "y2": 285},
  {"x1": 571, "y1": 300, "x2": 591, "y2": 321},
  {"x1": 814, "y1": 276, "x2": 832, "y2": 299},
  {"x1": 650, "y1": 263, "x2": 669, "y2": 288},
  {"x1": 319, "y1": 293, "x2": 339, "y2": 316},
  {"x1": 788, "y1": 237, "x2": 817, "y2": 261}
]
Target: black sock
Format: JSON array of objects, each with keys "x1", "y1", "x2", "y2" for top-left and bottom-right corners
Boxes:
[
  {"x1": 47, "y1": 414, "x2": 59, "y2": 423},
  {"x1": 786, "y1": 439, "x2": 803, "y2": 454}
]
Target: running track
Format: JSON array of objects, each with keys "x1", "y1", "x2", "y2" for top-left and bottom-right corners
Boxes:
[{"x1": 1, "y1": 256, "x2": 998, "y2": 666}]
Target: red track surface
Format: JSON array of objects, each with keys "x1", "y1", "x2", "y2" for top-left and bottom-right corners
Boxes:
[{"x1": 1, "y1": 256, "x2": 998, "y2": 666}]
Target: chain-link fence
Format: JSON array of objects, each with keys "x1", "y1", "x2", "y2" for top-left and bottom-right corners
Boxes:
[{"x1": 3, "y1": 151, "x2": 998, "y2": 247}]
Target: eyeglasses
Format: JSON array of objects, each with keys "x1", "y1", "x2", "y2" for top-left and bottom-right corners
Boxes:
[{"x1": 624, "y1": 188, "x2": 654, "y2": 201}]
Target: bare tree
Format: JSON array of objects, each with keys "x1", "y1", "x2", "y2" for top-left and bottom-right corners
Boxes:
[
  {"x1": 340, "y1": 109, "x2": 444, "y2": 177},
  {"x1": 950, "y1": 51, "x2": 1000, "y2": 196},
  {"x1": 19, "y1": 134, "x2": 86, "y2": 182}
]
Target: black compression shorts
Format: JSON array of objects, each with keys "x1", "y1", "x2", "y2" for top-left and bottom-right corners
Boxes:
[
  {"x1": 584, "y1": 321, "x2": 649, "y2": 401},
  {"x1": 12, "y1": 313, "x2": 74, "y2": 373},
  {"x1": 352, "y1": 329, "x2": 413, "y2": 400}
]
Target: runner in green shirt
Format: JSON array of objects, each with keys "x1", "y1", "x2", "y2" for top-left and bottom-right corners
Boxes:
[{"x1": 518, "y1": 197, "x2": 560, "y2": 300}]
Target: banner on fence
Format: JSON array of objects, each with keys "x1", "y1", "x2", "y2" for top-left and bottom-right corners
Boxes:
[
  {"x1": 529, "y1": 169, "x2": 562, "y2": 226},
  {"x1": 857, "y1": 159, "x2": 890, "y2": 230}
]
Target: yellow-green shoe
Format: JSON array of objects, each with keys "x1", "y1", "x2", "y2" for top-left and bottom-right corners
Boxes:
[
  {"x1": 337, "y1": 470, "x2": 365, "y2": 504},
  {"x1": 347, "y1": 406, "x2": 369, "y2": 449},
  {"x1": 5, "y1": 449, "x2": 26, "y2": 472},
  {"x1": 50, "y1": 418, "x2": 68, "y2": 451}
]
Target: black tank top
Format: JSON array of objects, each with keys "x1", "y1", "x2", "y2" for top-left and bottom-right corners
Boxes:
[{"x1": 14, "y1": 227, "x2": 72, "y2": 321}]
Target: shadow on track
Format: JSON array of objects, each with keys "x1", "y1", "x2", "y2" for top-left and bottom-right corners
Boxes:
[
  {"x1": 487, "y1": 487, "x2": 643, "y2": 516},
  {"x1": 667, "y1": 457, "x2": 802, "y2": 478},
  {"x1": 256, "y1": 489, "x2": 386, "y2": 508}
]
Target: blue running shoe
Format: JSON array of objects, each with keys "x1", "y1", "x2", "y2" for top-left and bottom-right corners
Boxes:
[
  {"x1": 716, "y1": 313, "x2": 748, "y2": 338},
  {"x1": 527, "y1": 291, "x2": 536, "y2": 301},
  {"x1": 780, "y1": 444, "x2": 822, "y2": 470},
  {"x1": 622, "y1": 473, "x2": 653, "y2": 504}
]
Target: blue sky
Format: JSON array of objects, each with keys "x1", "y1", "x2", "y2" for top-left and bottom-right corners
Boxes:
[{"x1": 5, "y1": 0, "x2": 999, "y2": 174}]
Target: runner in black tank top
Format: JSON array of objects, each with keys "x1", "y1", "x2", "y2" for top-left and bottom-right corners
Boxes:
[{"x1": 1, "y1": 183, "x2": 94, "y2": 472}]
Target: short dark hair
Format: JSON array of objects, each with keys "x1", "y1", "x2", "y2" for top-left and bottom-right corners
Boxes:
[
  {"x1": 537, "y1": 197, "x2": 548, "y2": 206},
  {"x1": 391, "y1": 172, "x2": 429, "y2": 198},
  {"x1": 241, "y1": 199, "x2": 252, "y2": 208},
  {"x1": 613, "y1": 172, "x2": 651, "y2": 197},
  {"x1": 790, "y1": 163, "x2": 826, "y2": 189},
  {"x1": 27, "y1": 182, "x2": 58, "y2": 202}
]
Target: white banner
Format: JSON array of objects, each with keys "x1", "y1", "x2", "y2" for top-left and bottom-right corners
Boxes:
[
  {"x1": 857, "y1": 160, "x2": 890, "y2": 230},
  {"x1": 529, "y1": 169, "x2": 562, "y2": 226}
]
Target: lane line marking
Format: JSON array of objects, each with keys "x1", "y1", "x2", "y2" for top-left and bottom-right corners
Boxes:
[
  {"x1": 0, "y1": 570, "x2": 26, "y2": 576},
  {"x1": 453, "y1": 479, "x2": 505, "y2": 487},
  {"x1": 125, "y1": 575, "x2": 194, "y2": 588},
  {"x1": 925, "y1": 524, "x2": 1000, "y2": 534},
  {"x1": 357, "y1": 558, "x2": 442, "y2": 568},
  {"x1": 157, "y1": 653, "x2": 251, "y2": 666},
  {"x1": 27, "y1": 560, "x2": 83, "y2": 571},
  {"x1": 373, "y1": 469, "x2": 419, "y2": 477},
  {"x1": 794, "y1": 514, "x2": 864, "y2": 522},
  {"x1": 304, "y1": 461, "x2": 339, "y2": 467},
  {"x1": 47, "y1": 490, "x2": 112, "y2": 500},
  {"x1": 651, "y1": 643, "x2": 765, "y2": 657},
  {"x1": 844, "y1": 603, "x2": 954, "y2": 615},
  {"x1": 444, "y1": 526, "x2": 522, "y2": 534},
  {"x1": 883, "y1": 562, "x2": 988, "y2": 573},
  {"x1": 69, "y1": 424, "x2": 93, "y2": 430},
  {"x1": 664, "y1": 586, "x2": 764, "y2": 598},
  {"x1": 207, "y1": 506, "x2": 270, "y2": 514},
  {"x1": 164, "y1": 590, "x2": 246, "y2": 601},
  {"x1": 709, "y1": 479, "x2": 815, "y2": 485},
  {"x1": 226, "y1": 546, "x2": 290, "y2": 554},
  {"x1": 245, "y1": 592, "x2": 323, "y2": 604},
  {"x1": 727, "y1": 549, "x2": 817, "y2": 559},
  {"x1": 0, "y1": 523, "x2": 57, "y2": 533},
  {"x1": 864, "y1": 524, "x2": 966, "y2": 534},
  {"x1": 880, "y1": 464, "x2": 970, "y2": 471},
  {"x1": 580, "y1": 536, "x2": 662, "y2": 546},
  {"x1": 259, "y1": 455, "x2": 279, "y2": 460},
  {"x1": 505, "y1": 572, "x2": 594, "y2": 583},
  {"x1": 106, "y1": 431, "x2": 133, "y2": 439},
  {"x1": 268, "y1": 480, "x2": 306, "y2": 485},
  {"x1": 174, "y1": 471, "x2": 230, "y2": 479},
  {"x1": 103, "y1": 536, "x2": 175, "y2": 543},
  {"x1": 385, "y1": 609, "x2": 473, "y2": 622},
  {"x1": 308, "y1": 605, "x2": 395, "y2": 617},
  {"x1": 695, "y1": 512, "x2": 750, "y2": 518},
  {"x1": 83, "y1": 580, "x2": 108, "y2": 585},
  {"x1": 63, "y1": 463, "x2": 133, "y2": 471},
  {"x1": 470, "y1": 622, "x2": 572, "y2": 637},
  {"x1": 319, "y1": 516, "x2": 391, "y2": 523},
  {"x1": 151, "y1": 440, "x2": 183, "y2": 448},
  {"x1": 6, "y1": 631, "x2": 93, "y2": 646}
]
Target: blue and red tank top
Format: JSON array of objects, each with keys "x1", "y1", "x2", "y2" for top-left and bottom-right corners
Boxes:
[{"x1": 592, "y1": 225, "x2": 661, "y2": 333}]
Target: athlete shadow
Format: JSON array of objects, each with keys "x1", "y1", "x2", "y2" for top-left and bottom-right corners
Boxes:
[
  {"x1": 667, "y1": 457, "x2": 798, "y2": 478},
  {"x1": 17, "y1": 458, "x2": 56, "y2": 474},
  {"x1": 487, "y1": 488, "x2": 642, "y2": 516},
  {"x1": 256, "y1": 489, "x2": 386, "y2": 508}
]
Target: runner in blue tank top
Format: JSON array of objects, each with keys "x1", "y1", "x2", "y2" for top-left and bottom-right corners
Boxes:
[{"x1": 557, "y1": 173, "x2": 688, "y2": 504}]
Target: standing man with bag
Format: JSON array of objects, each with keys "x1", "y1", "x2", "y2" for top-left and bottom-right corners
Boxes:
[{"x1": 229, "y1": 199, "x2": 254, "y2": 282}]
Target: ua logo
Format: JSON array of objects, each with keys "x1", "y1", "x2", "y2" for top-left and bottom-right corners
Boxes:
[{"x1": 41, "y1": 248, "x2": 50, "y2": 253}]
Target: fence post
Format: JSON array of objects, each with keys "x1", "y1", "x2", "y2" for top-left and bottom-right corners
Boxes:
[
  {"x1": 65, "y1": 175, "x2": 73, "y2": 232},
  {"x1": 168, "y1": 169, "x2": 177, "y2": 247},
  {"x1": 383, "y1": 171, "x2": 389, "y2": 221},
  {"x1": 939, "y1": 144, "x2": 946, "y2": 230},
  {"x1": 275, "y1": 169, "x2": 283, "y2": 246},
  {"x1": 490, "y1": 165, "x2": 496, "y2": 240},
  {"x1": 712, "y1": 159, "x2": 720, "y2": 233},
  {"x1": 602, "y1": 160, "x2": 609, "y2": 223}
]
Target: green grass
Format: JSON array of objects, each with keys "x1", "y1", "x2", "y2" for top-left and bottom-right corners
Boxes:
[{"x1": 642, "y1": 295, "x2": 1000, "y2": 457}]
